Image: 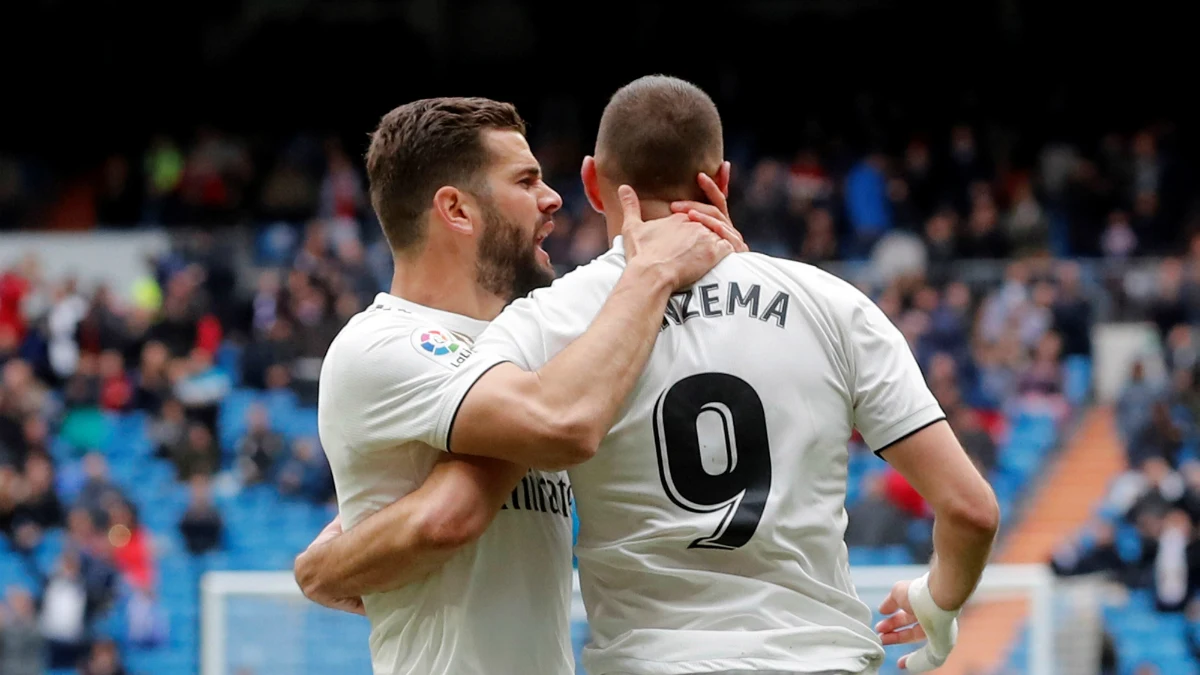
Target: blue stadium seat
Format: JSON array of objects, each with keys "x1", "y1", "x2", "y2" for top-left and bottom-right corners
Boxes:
[{"x1": 1064, "y1": 355, "x2": 1092, "y2": 405}]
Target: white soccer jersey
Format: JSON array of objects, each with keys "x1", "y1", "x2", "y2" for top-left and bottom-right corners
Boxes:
[
  {"x1": 460, "y1": 240, "x2": 945, "y2": 675},
  {"x1": 317, "y1": 292, "x2": 575, "y2": 675}
]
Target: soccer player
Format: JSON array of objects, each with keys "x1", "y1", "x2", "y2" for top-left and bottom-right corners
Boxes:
[
  {"x1": 302, "y1": 96, "x2": 742, "y2": 675},
  {"x1": 303, "y1": 78, "x2": 999, "y2": 675}
]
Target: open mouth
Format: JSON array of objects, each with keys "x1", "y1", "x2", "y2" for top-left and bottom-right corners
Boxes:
[{"x1": 534, "y1": 221, "x2": 554, "y2": 265}]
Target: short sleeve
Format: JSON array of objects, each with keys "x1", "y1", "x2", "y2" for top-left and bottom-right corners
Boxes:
[
  {"x1": 846, "y1": 294, "x2": 945, "y2": 454},
  {"x1": 320, "y1": 316, "x2": 508, "y2": 454},
  {"x1": 470, "y1": 251, "x2": 626, "y2": 371}
]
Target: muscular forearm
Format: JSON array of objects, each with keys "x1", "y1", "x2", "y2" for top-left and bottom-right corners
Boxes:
[
  {"x1": 452, "y1": 261, "x2": 674, "y2": 469},
  {"x1": 295, "y1": 458, "x2": 526, "y2": 600},
  {"x1": 927, "y1": 496, "x2": 999, "y2": 610},
  {"x1": 536, "y1": 262, "x2": 673, "y2": 439},
  {"x1": 295, "y1": 498, "x2": 440, "y2": 600}
]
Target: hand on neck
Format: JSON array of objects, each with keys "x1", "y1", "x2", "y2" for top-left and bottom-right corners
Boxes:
[{"x1": 604, "y1": 198, "x2": 675, "y2": 242}]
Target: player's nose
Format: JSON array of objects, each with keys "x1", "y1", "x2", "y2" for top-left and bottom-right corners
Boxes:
[{"x1": 539, "y1": 183, "x2": 563, "y2": 214}]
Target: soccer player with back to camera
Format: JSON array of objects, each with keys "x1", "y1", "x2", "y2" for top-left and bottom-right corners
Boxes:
[
  {"x1": 295, "y1": 96, "x2": 743, "y2": 675},
  {"x1": 302, "y1": 78, "x2": 1000, "y2": 675}
]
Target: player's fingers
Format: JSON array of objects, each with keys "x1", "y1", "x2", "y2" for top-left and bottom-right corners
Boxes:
[
  {"x1": 879, "y1": 590, "x2": 902, "y2": 616},
  {"x1": 697, "y1": 170, "x2": 730, "y2": 217},
  {"x1": 618, "y1": 185, "x2": 642, "y2": 225},
  {"x1": 879, "y1": 623, "x2": 927, "y2": 646},
  {"x1": 874, "y1": 610, "x2": 917, "y2": 634},
  {"x1": 688, "y1": 209, "x2": 747, "y2": 252},
  {"x1": 670, "y1": 200, "x2": 711, "y2": 216}
]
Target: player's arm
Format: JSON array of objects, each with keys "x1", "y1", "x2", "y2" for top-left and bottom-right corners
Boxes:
[
  {"x1": 841, "y1": 287, "x2": 998, "y2": 672},
  {"x1": 880, "y1": 421, "x2": 1000, "y2": 609},
  {"x1": 294, "y1": 455, "x2": 526, "y2": 608},
  {"x1": 447, "y1": 184, "x2": 742, "y2": 471}
]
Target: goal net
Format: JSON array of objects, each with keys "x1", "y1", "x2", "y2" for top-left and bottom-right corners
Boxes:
[{"x1": 201, "y1": 564, "x2": 1100, "y2": 675}]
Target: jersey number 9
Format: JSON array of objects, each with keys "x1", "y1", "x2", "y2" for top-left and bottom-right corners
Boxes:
[{"x1": 653, "y1": 372, "x2": 772, "y2": 550}]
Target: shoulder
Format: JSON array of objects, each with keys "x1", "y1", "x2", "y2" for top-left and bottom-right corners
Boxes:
[
  {"x1": 321, "y1": 305, "x2": 470, "y2": 384},
  {"x1": 734, "y1": 253, "x2": 877, "y2": 318},
  {"x1": 502, "y1": 247, "x2": 626, "y2": 318}
]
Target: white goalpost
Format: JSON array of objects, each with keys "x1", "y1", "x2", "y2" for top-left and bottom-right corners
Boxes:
[{"x1": 200, "y1": 563, "x2": 1097, "y2": 675}]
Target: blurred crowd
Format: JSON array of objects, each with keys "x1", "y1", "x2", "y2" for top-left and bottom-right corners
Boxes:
[
  {"x1": 1053, "y1": 304, "x2": 1200, "y2": 665},
  {"x1": 0, "y1": 116, "x2": 1198, "y2": 673}
]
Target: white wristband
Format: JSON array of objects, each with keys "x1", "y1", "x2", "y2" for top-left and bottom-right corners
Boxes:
[{"x1": 905, "y1": 572, "x2": 960, "y2": 668}]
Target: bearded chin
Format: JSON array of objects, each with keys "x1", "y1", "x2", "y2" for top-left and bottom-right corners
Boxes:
[
  {"x1": 509, "y1": 253, "x2": 556, "y2": 301},
  {"x1": 475, "y1": 201, "x2": 557, "y2": 303}
]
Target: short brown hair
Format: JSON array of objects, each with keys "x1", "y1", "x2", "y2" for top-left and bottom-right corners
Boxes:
[
  {"x1": 366, "y1": 97, "x2": 526, "y2": 251},
  {"x1": 595, "y1": 75, "x2": 723, "y2": 201}
]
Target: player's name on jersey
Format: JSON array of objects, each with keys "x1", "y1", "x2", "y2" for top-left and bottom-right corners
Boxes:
[
  {"x1": 662, "y1": 281, "x2": 790, "y2": 331},
  {"x1": 500, "y1": 469, "x2": 573, "y2": 520}
]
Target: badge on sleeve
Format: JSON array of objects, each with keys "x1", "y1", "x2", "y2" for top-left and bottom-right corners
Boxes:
[{"x1": 411, "y1": 327, "x2": 474, "y2": 370}]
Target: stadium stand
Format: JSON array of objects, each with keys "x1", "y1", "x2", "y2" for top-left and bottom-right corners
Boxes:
[{"x1": 1, "y1": 115, "x2": 1195, "y2": 675}]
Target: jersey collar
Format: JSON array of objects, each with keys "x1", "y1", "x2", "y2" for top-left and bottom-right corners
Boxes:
[{"x1": 371, "y1": 292, "x2": 491, "y2": 338}]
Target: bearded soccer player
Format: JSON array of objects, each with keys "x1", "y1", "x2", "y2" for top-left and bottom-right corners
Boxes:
[
  {"x1": 303, "y1": 97, "x2": 741, "y2": 675},
  {"x1": 300, "y1": 79, "x2": 998, "y2": 675}
]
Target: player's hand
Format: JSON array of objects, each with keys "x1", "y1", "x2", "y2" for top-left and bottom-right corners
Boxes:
[
  {"x1": 297, "y1": 515, "x2": 366, "y2": 616},
  {"x1": 670, "y1": 163, "x2": 747, "y2": 253},
  {"x1": 876, "y1": 577, "x2": 959, "y2": 672},
  {"x1": 619, "y1": 184, "x2": 735, "y2": 289}
]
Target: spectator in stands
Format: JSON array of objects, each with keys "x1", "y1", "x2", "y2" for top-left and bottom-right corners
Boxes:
[
  {"x1": 20, "y1": 415, "x2": 50, "y2": 464},
  {"x1": 959, "y1": 189, "x2": 1009, "y2": 259},
  {"x1": 1153, "y1": 509, "x2": 1193, "y2": 612},
  {"x1": 46, "y1": 280, "x2": 88, "y2": 382},
  {"x1": 843, "y1": 151, "x2": 891, "y2": 259},
  {"x1": 63, "y1": 355, "x2": 101, "y2": 410},
  {"x1": 169, "y1": 423, "x2": 218, "y2": 482},
  {"x1": 797, "y1": 207, "x2": 837, "y2": 264},
  {"x1": 276, "y1": 438, "x2": 332, "y2": 503},
  {"x1": 80, "y1": 637, "x2": 129, "y2": 675},
  {"x1": 1166, "y1": 325, "x2": 1199, "y2": 375},
  {"x1": 131, "y1": 338, "x2": 171, "y2": 413},
  {"x1": 4, "y1": 360, "x2": 51, "y2": 422},
  {"x1": 61, "y1": 510, "x2": 119, "y2": 612},
  {"x1": 149, "y1": 397, "x2": 187, "y2": 460},
  {"x1": 38, "y1": 550, "x2": 91, "y2": 668},
  {"x1": 179, "y1": 474, "x2": 223, "y2": 555},
  {"x1": 0, "y1": 586, "x2": 43, "y2": 675},
  {"x1": 104, "y1": 500, "x2": 155, "y2": 593},
  {"x1": 1052, "y1": 261, "x2": 1094, "y2": 358},
  {"x1": 96, "y1": 351, "x2": 132, "y2": 413},
  {"x1": 1018, "y1": 331, "x2": 1066, "y2": 406},
  {"x1": 950, "y1": 406, "x2": 997, "y2": 474},
  {"x1": 76, "y1": 454, "x2": 124, "y2": 523},
  {"x1": 1117, "y1": 361, "x2": 1158, "y2": 445},
  {"x1": 1129, "y1": 401, "x2": 1185, "y2": 468},
  {"x1": 241, "y1": 318, "x2": 298, "y2": 390},
  {"x1": 173, "y1": 348, "x2": 231, "y2": 432},
  {"x1": 845, "y1": 471, "x2": 911, "y2": 549},
  {"x1": 1051, "y1": 518, "x2": 1153, "y2": 588},
  {"x1": 1152, "y1": 259, "x2": 1189, "y2": 339},
  {"x1": 236, "y1": 404, "x2": 283, "y2": 486},
  {"x1": 0, "y1": 465, "x2": 19, "y2": 539},
  {"x1": 9, "y1": 452, "x2": 64, "y2": 550}
]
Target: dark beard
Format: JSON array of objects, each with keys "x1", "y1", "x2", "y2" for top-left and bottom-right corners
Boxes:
[{"x1": 475, "y1": 199, "x2": 556, "y2": 302}]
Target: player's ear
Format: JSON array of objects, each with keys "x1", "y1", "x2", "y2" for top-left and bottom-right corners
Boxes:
[
  {"x1": 714, "y1": 160, "x2": 731, "y2": 198},
  {"x1": 432, "y1": 186, "x2": 476, "y2": 236},
  {"x1": 581, "y1": 156, "x2": 604, "y2": 214}
]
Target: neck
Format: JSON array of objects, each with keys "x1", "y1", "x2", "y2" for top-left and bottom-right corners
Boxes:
[
  {"x1": 604, "y1": 198, "x2": 673, "y2": 242},
  {"x1": 389, "y1": 248, "x2": 506, "y2": 322}
]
